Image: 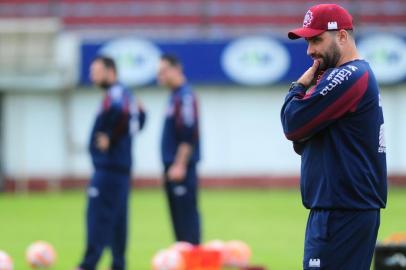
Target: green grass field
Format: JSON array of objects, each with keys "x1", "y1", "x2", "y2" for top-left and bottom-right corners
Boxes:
[{"x1": 1, "y1": 188, "x2": 405, "y2": 270}]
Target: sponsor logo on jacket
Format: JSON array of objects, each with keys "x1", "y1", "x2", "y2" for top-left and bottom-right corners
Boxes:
[{"x1": 320, "y1": 65, "x2": 358, "y2": 96}]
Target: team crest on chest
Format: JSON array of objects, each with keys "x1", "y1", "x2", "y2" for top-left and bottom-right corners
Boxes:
[{"x1": 303, "y1": 10, "x2": 313, "y2": 27}]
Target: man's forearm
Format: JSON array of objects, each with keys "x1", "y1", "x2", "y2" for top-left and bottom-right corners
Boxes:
[{"x1": 174, "y1": 143, "x2": 193, "y2": 166}]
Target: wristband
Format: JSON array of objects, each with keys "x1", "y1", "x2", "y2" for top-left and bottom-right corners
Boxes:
[{"x1": 289, "y1": 81, "x2": 306, "y2": 91}]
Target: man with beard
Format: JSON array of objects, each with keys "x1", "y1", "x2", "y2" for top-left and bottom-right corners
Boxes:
[
  {"x1": 281, "y1": 4, "x2": 387, "y2": 270},
  {"x1": 77, "y1": 56, "x2": 146, "y2": 270}
]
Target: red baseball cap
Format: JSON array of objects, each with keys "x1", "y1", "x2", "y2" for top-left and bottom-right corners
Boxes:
[{"x1": 288, "y1": 4, "x2": 353, "y2": 40}]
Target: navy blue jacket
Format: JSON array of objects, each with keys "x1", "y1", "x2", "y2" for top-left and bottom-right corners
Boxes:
[
  {"x1": 161, "y1": 84, "x2": 200, "y2": 165},
  {"x1": 281, "y1": 60, "x2": 387, "y2": 210},
  {"x1": 89, "y1": 83, "x2": 146, "y2": 173}
]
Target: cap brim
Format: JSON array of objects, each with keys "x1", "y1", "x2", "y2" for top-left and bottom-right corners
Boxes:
[{"x1": 288, "y1": 27, "x2": 326, "y2": 39}]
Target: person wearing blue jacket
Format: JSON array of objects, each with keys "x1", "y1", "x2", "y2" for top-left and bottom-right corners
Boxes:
[
  {"x1": 281, "y1": 4, "x2": 387, "y2": 270},
  {"x1": 158, "y1": 54, "x2": 201, "y2": 245},
  {"x1": 77, "y1": 56, "x2": 146, "y2": 270}
]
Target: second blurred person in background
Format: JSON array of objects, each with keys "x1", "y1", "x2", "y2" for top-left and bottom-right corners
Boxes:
[{"x1": 158, "y1": 54, "x2": 201, "y2": 245}]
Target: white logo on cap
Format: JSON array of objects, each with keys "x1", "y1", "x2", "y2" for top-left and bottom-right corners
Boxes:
[
  {"x1": 328, "y1": 21, "x2": 338, "y2": 30},
  {"x1": 303, "y1": 10, "x2": 313, "y2": 27}
]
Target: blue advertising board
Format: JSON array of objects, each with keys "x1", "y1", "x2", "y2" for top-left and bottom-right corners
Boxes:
[{"x1": 80, "y1": 34, "x2": 406, "y2": 86}]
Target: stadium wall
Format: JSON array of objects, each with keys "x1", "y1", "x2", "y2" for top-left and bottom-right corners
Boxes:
[{"x1": 2, "y1": 86, "x2": 406, "y2": 190}]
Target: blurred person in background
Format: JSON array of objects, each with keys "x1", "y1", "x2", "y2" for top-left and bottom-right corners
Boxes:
[
  {"x1": 281, "y1": 4, "x2": 387, "y2": 270},
  {"x1": 76, "y1": 56, "x2": 146, "y2": 270},
  {"x1": 158, "y1": 54, "x2": 201, "y2": 245}
]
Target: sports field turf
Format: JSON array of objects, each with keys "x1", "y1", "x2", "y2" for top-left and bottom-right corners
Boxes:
[{"x1": 1, "y1": 188, "x2": 405, "y2": 269}]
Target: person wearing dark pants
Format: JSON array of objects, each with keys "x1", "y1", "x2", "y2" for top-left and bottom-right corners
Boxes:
[
  {"x1": 77, "y1": 56, "x2": 146, "y2": 270},
  {"x1": 164, "y1": 164, "x2": 200, "y2": 244},
  {"x1": 82, "y1": 169, "x2": 129, "y2": 270},
  {"x1": 158, "y1": 54, "x2": 201, "y2": 245},
  {"x1": 281, "y1": 4, "x2": 387, "y2": 269}
]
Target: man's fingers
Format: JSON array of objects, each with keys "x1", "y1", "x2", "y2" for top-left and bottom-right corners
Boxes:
[
  {"x1": 168, "y1": 171, "x2": 181, "y2": 182},
  {"x1": 95, "y1": 132, "x2": 109, "y2": 151},
  {"x1": 297, "y1": 60, "x2": 321, "y2": 87},
  {"x1": 310, "y1": 60, "x2": 320, "y2": 71},
  {"x1": 168, "y1": 165, "x2": 186, "y2": 182}
]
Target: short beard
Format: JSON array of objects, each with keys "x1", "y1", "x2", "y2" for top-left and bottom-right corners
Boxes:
[
  {"x1": 98, "y1": 80, "x2": 112, "y2": 90},
  {"x1": 318, "y1": 41, "x2": 341, "y2": 72}
]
